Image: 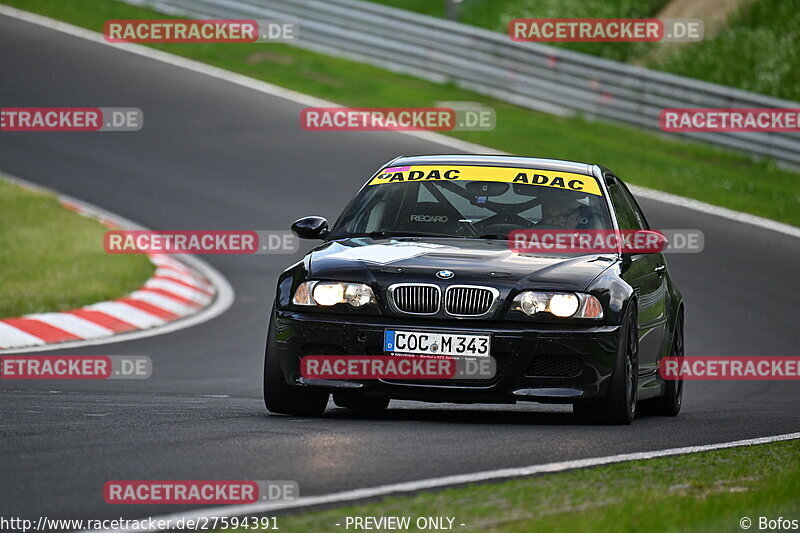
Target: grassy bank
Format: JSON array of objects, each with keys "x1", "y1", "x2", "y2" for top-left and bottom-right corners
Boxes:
[
  {"x1": 227, "y1": 438, "x2": 800, "y2": 533},
  {"x1": 371, "y1": 0, "x2": 668, "y2": 63},
  {"x1": 0, "y1": 178, "x2": 154, "y2": 318},
  {"x1": 368, "y1": 0, "x2": 800, "y2": 102},
  {"x1": 648, "y1": 0, "x2": 800, "y2": 101},
  {"x1": 3, "y1": 0, "x2": 799, "y2": 226}
]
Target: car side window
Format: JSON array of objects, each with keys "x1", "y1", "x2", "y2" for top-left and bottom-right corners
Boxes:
[
  {"x1": 619, "y1": 183, "x2": 649, "y2": 230},
  {"x1": 608, "y1": 181, "x2": 643, "y2": 230}
]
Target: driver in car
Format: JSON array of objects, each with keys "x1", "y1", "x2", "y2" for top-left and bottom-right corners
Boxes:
[{"x1": 537, "y1": 196, "x2": 583, "y2": 229}]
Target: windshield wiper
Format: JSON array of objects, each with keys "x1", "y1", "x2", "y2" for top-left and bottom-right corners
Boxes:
[
  {"x1": 475, "y1": 234, "x2": 510, "y2": 240},
  {"x1": 337, "y1": 231, "x2": 455, "y2": 239}
]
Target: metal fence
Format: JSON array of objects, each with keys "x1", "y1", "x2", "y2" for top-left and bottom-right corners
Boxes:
[{"x1": 126, "y1": 0, "x2": 800, "y2": 168}]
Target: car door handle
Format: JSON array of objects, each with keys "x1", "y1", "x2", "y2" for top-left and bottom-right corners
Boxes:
[{"x1": 654, "y1": 264, "x2": 666, "y2": 274}]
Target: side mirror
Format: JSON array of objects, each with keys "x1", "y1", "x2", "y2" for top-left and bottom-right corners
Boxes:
[
  {"x1": 291, "y1": 216, "x2": 329, "y2": 240},
  {"x1": 621, "y1": 230, "x2": 668, "y2": 256}
]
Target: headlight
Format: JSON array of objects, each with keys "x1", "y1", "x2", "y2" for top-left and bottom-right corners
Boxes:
[
  {"x1": 313, "y1": 283, "x2": 344, "y2": 306},
  {"x1": 512, "y1": 291, "x2": 603, "y2": 319},
  {"x1": 293, "y1": 281, "x2": 376, "y2": 307}
]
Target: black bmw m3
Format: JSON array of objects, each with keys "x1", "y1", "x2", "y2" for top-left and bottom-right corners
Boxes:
[{"x1": 264, "y1": 155, "x2": 684, "y2": 424}]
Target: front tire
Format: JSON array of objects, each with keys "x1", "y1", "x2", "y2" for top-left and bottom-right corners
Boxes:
[
  {"x1": 642, "y1": 312, "x2": 683, "y2": 416},
  {"x1": 263, "y1": 312, "x2": 328, "y2": 417},
  {"x1": 574, "y1": 310, "x2": 638, "y2": 425}
]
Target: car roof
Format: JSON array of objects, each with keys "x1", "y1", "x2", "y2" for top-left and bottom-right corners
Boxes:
[{"x1": 384, "y1": 155, "x2": 596, "y2": 176}]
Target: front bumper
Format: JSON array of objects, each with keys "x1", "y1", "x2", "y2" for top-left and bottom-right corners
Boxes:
[{"x1": 271, "y1": 310, "x2": 621, "y2": 403}]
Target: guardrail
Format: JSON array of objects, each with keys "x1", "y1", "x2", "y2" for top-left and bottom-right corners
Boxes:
[{"x1": 126, "y1": 0, "x2": 800, "y2": 168}]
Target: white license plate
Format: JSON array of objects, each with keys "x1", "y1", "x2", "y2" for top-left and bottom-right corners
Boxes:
[{"x1": 384, "y1": 330, "x2": 490, "y2": 357}]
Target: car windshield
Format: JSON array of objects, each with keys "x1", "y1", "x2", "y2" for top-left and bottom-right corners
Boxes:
[{"x1": 330, "y1": 165, "x2": 613, "y2": 239}]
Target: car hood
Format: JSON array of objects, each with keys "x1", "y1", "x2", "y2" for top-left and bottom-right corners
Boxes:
[{"x1": 307, "y1": 238, "x2": 615, "y2": 291}]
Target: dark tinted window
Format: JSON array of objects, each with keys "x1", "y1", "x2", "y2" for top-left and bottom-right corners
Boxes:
[
  {"x1": 619, "y1": 182, "x2": 649, "y2": 230},
  {"x1": 608, "y1": 181, "x2": 645, "y2": 230}
]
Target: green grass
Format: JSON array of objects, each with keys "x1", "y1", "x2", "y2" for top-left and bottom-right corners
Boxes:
[
  {"x1": 224, "y1": 439, "x2": 800, "y2": 533},
  {"x1": 0, "y1": 178, "x2": 154, "y2": 318},
  {"x1": 368, "y1": 0, "x2": 800, "y2": 102},
  {"x1": 645, "y1": 0, "x2": 800, "y2": 101},
  {"x1": 372, "y1": 0, "x2": 669, "y2": 63},
  {"x1": 4, "y1": 0, "x2": 799, "y2": 226}
]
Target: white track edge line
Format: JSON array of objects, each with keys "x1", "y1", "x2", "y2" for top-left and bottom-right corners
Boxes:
[
  {"x1": 0, "y1": 172, "x2": 235, "y2": 354},
  {"x1": 1, "y1": 5, "x2": 797, "y2": 239},
  {"x1": 83, "y1": 431, "x2": 800, "y2": 533}
]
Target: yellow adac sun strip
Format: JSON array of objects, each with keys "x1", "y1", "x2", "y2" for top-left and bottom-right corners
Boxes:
[{"x1": 368, "y1": 165, "x2": 602, "y2": 196}]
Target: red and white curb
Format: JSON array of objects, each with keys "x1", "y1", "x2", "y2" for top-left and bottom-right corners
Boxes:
[
  {"x1": 0, "y1": 174, "x2": 234, "y2": 353},
  {"x1": 0, "y1": 253, "x2": 214, "y2": 350}
]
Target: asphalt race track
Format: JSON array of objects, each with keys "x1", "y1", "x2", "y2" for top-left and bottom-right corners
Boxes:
[{"x1": 1, "y1": 14, "x2": 798, "y2": 522}]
